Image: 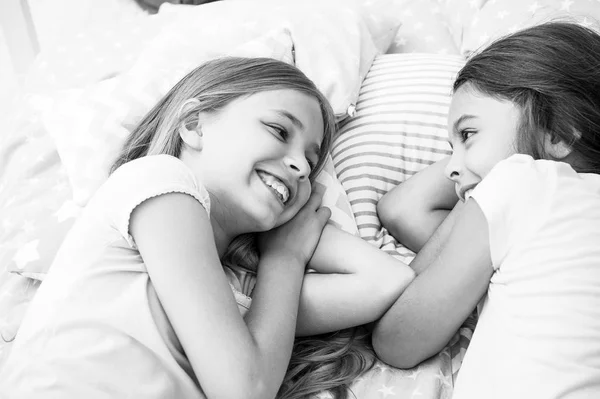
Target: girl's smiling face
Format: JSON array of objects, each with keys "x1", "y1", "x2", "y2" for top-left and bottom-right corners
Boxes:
[
  {"x1": 185, "y1": 89, "x2": 325, "y2": 235},
  {"x1": 445, "y1": 83, "x2": 522, "y2": 201}
]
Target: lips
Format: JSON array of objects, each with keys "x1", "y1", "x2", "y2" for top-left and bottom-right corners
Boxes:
[
  {"x1": 257, "y1": 170, "x2": 291, "y2": 204},
  {"x1": 458, "y1": 183, "x2": 477, "y2": 202}
]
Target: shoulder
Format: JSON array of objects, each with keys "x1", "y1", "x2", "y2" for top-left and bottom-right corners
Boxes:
[
  {"x1": 106, "y1": 155, "x2": 211, "y2": 215},
  {"x1": 98, "y1": 155, "x2": 212, "y2": 248},
  {"x1": 477, "y1": 154, "x2": 576, "y2": 195},
  {"x1": 112, "y1": 155, "x2": 195, "y2": 185},
  {"x1": 489, "y1": 153, "x2": 582, "y2": 179}
]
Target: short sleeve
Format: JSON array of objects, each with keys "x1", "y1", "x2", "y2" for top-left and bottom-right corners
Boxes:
[
  {"x1": 100, "y1": 155, "x2": 211, "y2": 248},
  {"x1": 469, "y1": 154, "x2": 553, "y2": 270}
]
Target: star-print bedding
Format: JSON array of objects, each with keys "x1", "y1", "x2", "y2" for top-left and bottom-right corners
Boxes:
[{"x1": 1, "y1": 0, "x2": 599, "y2": 397}]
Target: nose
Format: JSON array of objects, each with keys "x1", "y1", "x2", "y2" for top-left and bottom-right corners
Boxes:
[
  {"x1": 444, "y1": 152, "x2": 461, "y2": 181},
  {"x1": 284, "y1": 154, "x2": 310, "y2": 181}
]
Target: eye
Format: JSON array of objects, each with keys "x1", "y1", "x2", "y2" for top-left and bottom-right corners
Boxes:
[
  {"x1": 267, "y1": 124, "x2": 289, "y2": 141},
  {"x1": 306, "y1": 157, "x2": 316, "y2": 171},
  {"x1": 460, "y1": 128, "x2": 477, "y2": 142}
]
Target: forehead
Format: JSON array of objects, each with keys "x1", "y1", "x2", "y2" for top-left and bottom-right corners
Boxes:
[
  {"x1": 449, "y1": 83, "x2": 518, "y2": 121},
  {"x1": 448, "y1": 84, "x2": 521, "y2": 129}
]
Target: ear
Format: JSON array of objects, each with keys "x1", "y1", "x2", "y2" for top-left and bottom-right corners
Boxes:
[
  {"x1": 543, "y1": 132, "x2": 573, "y2": 160},
  {"x1": 178, "y1": 120, "x2": 203, "y2": 151}
]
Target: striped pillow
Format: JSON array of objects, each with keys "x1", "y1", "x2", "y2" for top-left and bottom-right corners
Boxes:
[{"x1": 332, "y1": 53, "x2": 465, "y2": 263}]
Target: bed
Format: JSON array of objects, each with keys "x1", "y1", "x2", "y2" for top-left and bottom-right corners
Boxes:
[{"x1": 1, "y1": 0, "x2": 598, "y2": 397}]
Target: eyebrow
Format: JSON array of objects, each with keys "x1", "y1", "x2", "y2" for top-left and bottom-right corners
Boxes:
[
  {"x1": 276, "y1": 110, "x2": 304, "y2": 130},
  {"x1": 276, "y1": 110, "x2": 321, "y2": 154},
  {"x1": 452, "y1": 114, "x2": 477, "y2": 134}
]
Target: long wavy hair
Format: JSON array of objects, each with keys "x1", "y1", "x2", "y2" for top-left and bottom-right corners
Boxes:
[
  {"x1": 454, "y1": 21, "x2": 600, "y2": 174},
  {"x1": 111, "y1": 57, "x2": 375, "y2": 398}
]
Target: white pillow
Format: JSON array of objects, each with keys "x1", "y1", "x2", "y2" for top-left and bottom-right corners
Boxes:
[
  {"x1": 42, "y1": 0, "x2": 401, "y2": 207},
  {"x1": 460, "y1": 0, "x2": 600, "y2": 56},
  {"x1": 41, "y1": 29, "x2": 293, "y2": 206}
]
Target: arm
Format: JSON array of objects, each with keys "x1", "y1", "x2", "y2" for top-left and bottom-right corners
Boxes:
[
  {"x1": 295, "y1": 224, "x2": 415, "y2": 336},
  {"x1": 372, "y1": 199, "x2": 493, "y2": 369},
  {"x1": 131, "y1": 193, "x2": 326, "y2": 399},
  {"x1": 377, "y1": 157, "x2": 458, "y2": 252}
]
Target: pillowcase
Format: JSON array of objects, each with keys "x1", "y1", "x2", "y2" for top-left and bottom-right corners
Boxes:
[
  {"x1": 387, "y1": 0, "x2": 461, "y2": 55},
  {"x1": 460, "y1": 0, "x2": 600, "y2": 55},
  {"x1": 0, "y1": 94, "x2": 82, "y2": 281},
  {"x1": 332, "y1": 53, "x2": 465, "y2": 264},
  {"x1": 42, "y1": 0, "x2": 401, "y2": 207},
  {"x1": 23, "y1": 0, "x2": 151, "y2": 94},
  {"x1": 41, "y1": 28, "x2": 295, "y2": 206}
]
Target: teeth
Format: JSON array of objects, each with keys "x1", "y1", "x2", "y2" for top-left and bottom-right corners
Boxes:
[{"x1": 257, "y1": 171, "x2": 290, "y2": 203}]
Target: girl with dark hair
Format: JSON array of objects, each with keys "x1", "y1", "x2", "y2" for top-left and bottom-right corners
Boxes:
[
  {"x1": 0, "y1": 57, "x2": 415, "y2": 399},
  {"x1": 374, "y1": 22, "x2": 600, "y2": 398}
]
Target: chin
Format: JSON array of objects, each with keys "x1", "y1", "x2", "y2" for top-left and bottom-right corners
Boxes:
[
  {"x1": 245, "y1": 204, "x2": 295, "y2": 233},
  {"x1": 250, "y1": 213, "x2": 279, "y2": 233}
]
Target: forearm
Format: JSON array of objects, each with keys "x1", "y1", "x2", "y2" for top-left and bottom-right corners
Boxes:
[
  {"x1": 382, "y1": 208, "x2": 450, "y2": 254},
  {"x1": 409, "y1": 200, "x2": 463, "y2": 275},
  {"x1": 296, "y1": 225, "x2": 415, "y2": 336},
  {"x1": 372, "y1": 201, "x2": 491, "y2": 369},
  {"x1": 378, "y1": 158, "x2": 457, "y2": 252},
  {"x1": 372, "y1": 204, "x2": 459, "y2": 367},
  {"x1": 243, "y1": 253, "x2": 305, "y2": 395}
]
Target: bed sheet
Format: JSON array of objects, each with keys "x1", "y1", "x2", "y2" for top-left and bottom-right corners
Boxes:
[
  {"x1": 0, "y1": 92, "x2": 65, "y2": 370},
  {"x1": 2, "y1": 0, "x2": 599, "y2": 396}
]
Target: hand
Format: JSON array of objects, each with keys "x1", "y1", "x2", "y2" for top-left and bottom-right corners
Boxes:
[{"x1": 257, "y1": 186, "x2": 331, "y2": 267}]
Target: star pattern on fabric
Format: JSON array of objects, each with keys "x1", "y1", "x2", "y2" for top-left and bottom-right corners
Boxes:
[
  {"x1": 496, "y1": 10, "x2": 510, "y2": 19},
  {"x1": 561, "y1": 0, "x2": 575, "y2": 10},
  {"x1": 581, "y1": 17, "x2": 594, "y2": 27},
  {"x1": 21, "y1": 220, "x2": 36, "y2": 235},
  {"x1": 12, "y1": 240, "x2": 40, "y2": 269},
  {"x1": 376, "y1": 363, "x2": 391, "y2": 373},
  {"x1": 5, "y1": 0, "x2": 598, "y2": 395},
  {"x1": 460, "y1": 0, "x2": 600, "y2": 56},
  {"x1": 406, "y1": 368, "x2": 423, "y2": 380},
  {"x1": 411, "y1": 386, "x2": 424, "y2": 398},
  {"x1": 394, "y1": 36, "x2": 408, "y2": 46},
  {"x1": 434, "y1": 370, "x2": 452, "y2": 389},
  {"x1": 378, "y1": 384, "x2": 396, "y2": 397},
  {"x1": 54, "y1": 201, "x2": 82, "y2": 223},
  {"x1": 315, "y1": 391, "x2": 334, "y2": 399}
]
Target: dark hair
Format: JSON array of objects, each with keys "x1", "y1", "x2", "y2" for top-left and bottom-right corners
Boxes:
[{"x1": 454, "y1": 21, "x2": 600, "y2": 174}]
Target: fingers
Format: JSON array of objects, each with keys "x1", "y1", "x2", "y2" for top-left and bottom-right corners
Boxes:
[
  {"x1": 316, "y1": 206, "x2": 332, "y2": 225},
  {"x1": 307, "y1": 184, "x2": 331, "y2": 225},
  {"x1": 305, "y1": 184, "x2": 326, "y2": 210}
]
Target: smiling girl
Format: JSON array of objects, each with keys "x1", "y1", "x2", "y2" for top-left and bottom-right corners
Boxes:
[
  {"x1": 0, "y1": 57, "x2": 414, "y2": 399},
  {"x1": 373, "y1": 22, "x2": 600, "y2": 398}
]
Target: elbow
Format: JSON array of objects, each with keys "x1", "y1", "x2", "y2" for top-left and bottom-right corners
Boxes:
[
  {"x1": 205, "y1": 371, "x2": 275, "y2": 399},
  {"x1": 242, "y1": 381, "x2": 272, "y2": 399},
  {"x1": 377, "y1": 194, "x2": 402, "y2": 235},
  {"x1": 371, "y1": 321, "x2": 428, "y2": 370}
]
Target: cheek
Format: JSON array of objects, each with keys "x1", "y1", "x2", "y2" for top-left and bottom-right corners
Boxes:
[
  {"x1": 466, "y1": 143, "x2": 515, "y2": 178},
  {"x1": 464, "y1": 147, "x2": 496, "y2": 178}
]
